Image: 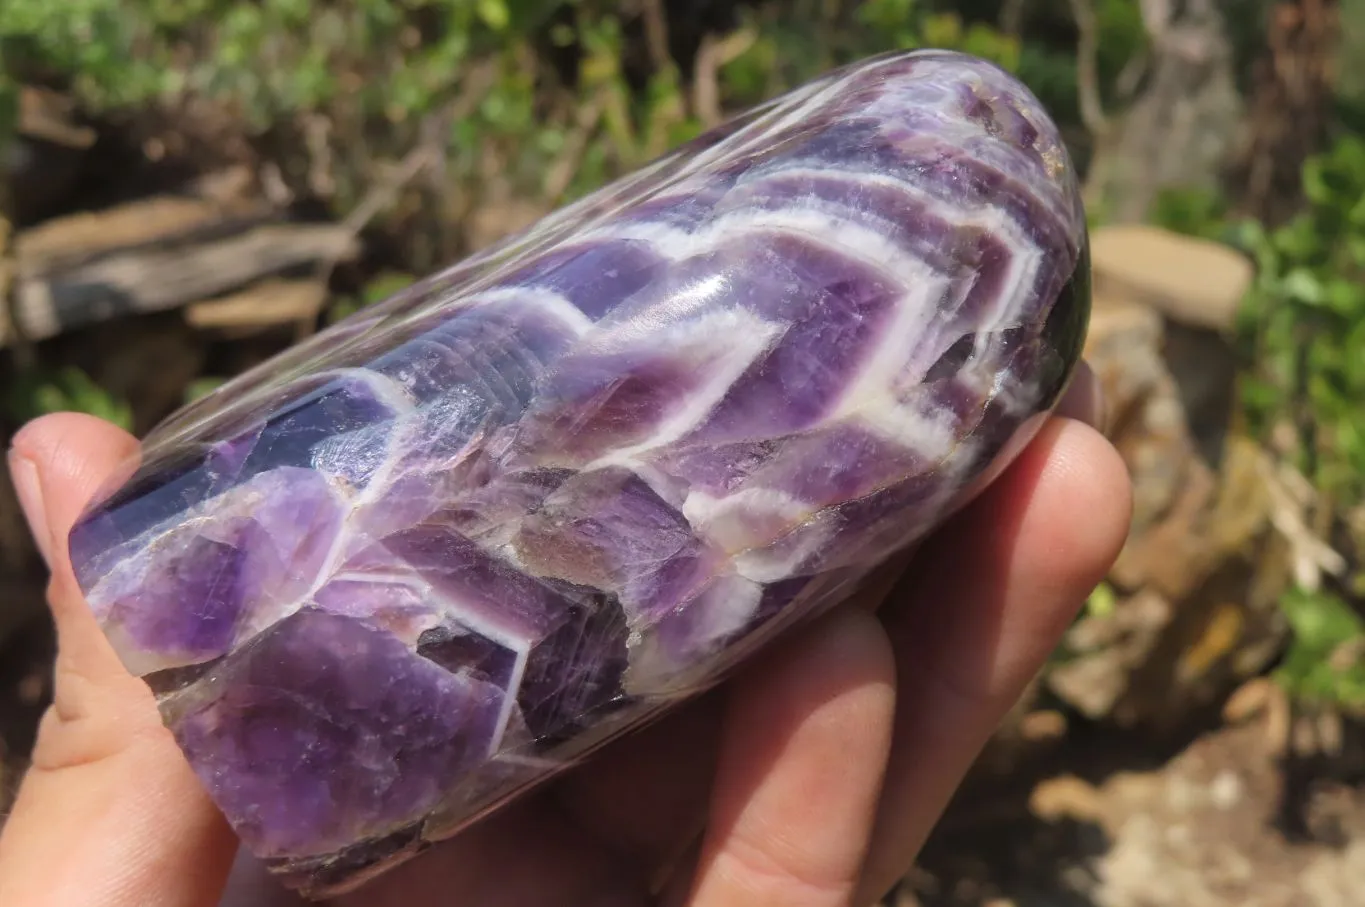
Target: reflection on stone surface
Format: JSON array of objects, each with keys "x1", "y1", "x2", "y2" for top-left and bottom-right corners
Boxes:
[{"x1": 68, "y1": 49, "x2": 1089, "y2": 896}]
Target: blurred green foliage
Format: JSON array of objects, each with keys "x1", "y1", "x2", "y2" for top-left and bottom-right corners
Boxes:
[
  {"x1": 1236, "y1": 136, "x2": 1365, "y2": 513},
  {"x1": 0, "y1": 0, "x2": 530, "y2": 123},
  {"x1": 1154, "y1": 135, "x2": 1365, "y2": 711},
  {"x1": 328, "y1": 271, "x2": 420, "y2": 323},
  {"x1": 1276, "y1": 587, "x2": 1365, "y2": 709},
  {"x1": 0, "y1": 0, "x2": 1145, "y2": 210},
  {"x1": 0, "y1": 0, "x2": 1147, "y2": 403},
  {"x1": 183, "y1": 376, "x2": 228, "y2": 404},
  {"x1": 6, "y1": 366, "x2": 133, "y2": 430},
  {"x1": 1149, "y1": 187, "x2": 1234, "y2": 242},
  {"x1": 1234, "y1": 137, "x2": 1365, "y2": 709}
]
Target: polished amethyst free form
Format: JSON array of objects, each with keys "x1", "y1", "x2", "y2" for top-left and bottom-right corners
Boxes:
[{"x1": 68, "y1": 50, "x2": 1090, "y2": 895}]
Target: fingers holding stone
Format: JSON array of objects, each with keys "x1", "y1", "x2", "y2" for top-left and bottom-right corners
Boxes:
[
  {"x1": 0, "y1": 414, "x2": 237, "y2": 907},
  {"x1": 675, "y1": 608, "x2": 897, "y2": 907},
  {"x1": 855, "y1": 417, "x2": 1131, "y2": 903}
]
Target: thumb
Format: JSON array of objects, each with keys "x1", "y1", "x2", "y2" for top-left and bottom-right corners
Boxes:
[{"x1": 0, "y1": 413, "x2": 237, "y2": 907}]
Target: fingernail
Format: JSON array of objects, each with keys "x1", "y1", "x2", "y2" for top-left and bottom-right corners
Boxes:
[
  {"x1": 8, "y1": 451, "x2": 53, "y2": 568},
  {"x1": 1055, "y1": 361, "x2": 1106, "y2": 431}
]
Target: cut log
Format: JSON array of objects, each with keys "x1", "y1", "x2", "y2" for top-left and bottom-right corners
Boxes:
[
  {"x1": 15, "y1": 194, "x2": 272, "y2": 276},
  {"x1": 1090, "y1": 224, "x2": 1254, "y2": 332},
  {"x1": 17, "y1": 85, "x2": 97, "y2": 150},
  {"x1": 185, "y1": 280, "x2": 330, "y2": 334},
  {"x1": 2, "y1": 222, "x2": 359, "y2": 347}
]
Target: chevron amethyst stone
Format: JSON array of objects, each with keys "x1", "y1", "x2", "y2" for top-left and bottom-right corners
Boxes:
[{"x1": 67, "y1": 50, "x2": 1089, "y2": 895}]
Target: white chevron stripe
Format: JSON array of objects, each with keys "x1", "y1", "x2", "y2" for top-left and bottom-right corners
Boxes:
[
  {"x1": 570, "y1": 205, "x2": 1015, "y2": 459},
  {"x1": 472, "y1": 285, "x2": 597, "y2": 336},
  {"x1": 682, "y1": 486, "x2": 814, "y2": 554},
  {"x1": 731, "y1": 513, "x2": 838, "y2": 583},
  {"x1": 385, "y1": 284, "x2": 594, "y2": 341},
  {"x1": 859, "y1": 75, "x2": 1077, "y2": 229},
  {"x1": 729, "y1": 165, "x2": 1044, "y2": 338},
  {"x1": 576, "y1": 181, "x2": 1044, "y2": 346},
  {"x1": 583, "y1": 306, "x2": 787, "y2": 469}
]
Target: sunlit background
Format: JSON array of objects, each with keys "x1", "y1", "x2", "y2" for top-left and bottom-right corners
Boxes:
[{"x1": 1, "y1": 1, "x2": 1363, "y2": 903}]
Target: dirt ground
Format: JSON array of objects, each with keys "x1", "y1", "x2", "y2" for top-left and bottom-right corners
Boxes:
[{"x1": 896, "y1": 708, "x2": 1365, "y2": 906}]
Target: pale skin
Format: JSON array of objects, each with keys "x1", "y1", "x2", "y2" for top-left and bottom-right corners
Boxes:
[{"x1": 0, "y1": 362, "x2": 1129, "y2": 907}]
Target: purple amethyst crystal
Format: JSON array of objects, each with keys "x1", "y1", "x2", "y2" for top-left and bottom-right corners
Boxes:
[{"x1": 68, "y1": 50, "x2": 1090, "y2": 896}]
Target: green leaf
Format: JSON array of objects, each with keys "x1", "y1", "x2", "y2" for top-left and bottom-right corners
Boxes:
[
  {"x1": 185, "y1": 377, "x2": 227, "y2": 404},
  {"x1": 855, "y1": 0, "x2": 919, "y2": 33},
  {"x1": 1303, "y1": 157, "x2": 1332, "y2": 206},
  {"x1": 363, "y1": 272, "x2": 417, "y2": 305},
  {"x1": 1325, "y1": 277, "x2": 1365, "y2": 316},
  {"x1": 1276, "y1": 588, "x2": 1365, "y2": 708},
  {"x1": 7, "y1": 367, "x2": 133, "y2": 431},
  {"x1": 1086, "y1": 582, "x2": 1118, "y2": 618},
  {"x1": 477, "y1": 0, "x2": 509, "y2": 31},
  {"x1": 1281, "y1": 267, "x2": 1326, "y2": 305}
]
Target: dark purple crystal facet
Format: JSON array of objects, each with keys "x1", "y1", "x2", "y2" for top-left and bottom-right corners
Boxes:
[{"x1": 68, "y1": 50, "x2": 1090, "y2": 896}]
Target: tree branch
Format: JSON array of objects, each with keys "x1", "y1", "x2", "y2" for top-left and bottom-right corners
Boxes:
[
  {"x1": 639, "y1": 0, "x2": 672, "y2": 75},
  {"x1": 1068, "y1": 0, "x2": 1110, "y2": 137},
  {"x1": 543, "y1": 94, "x2": 606, "y2": 202},
  {"x1": 1000, "y1": 0, "x2": 1029, "y2": 37},
  {"x1": 692, "y1": 29, "x2": 758, "y2": 129}
]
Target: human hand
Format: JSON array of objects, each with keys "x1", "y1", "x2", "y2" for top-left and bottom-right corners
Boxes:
[{"x1": 0, "y1": 364, "x2": 1128, "y2": 907}]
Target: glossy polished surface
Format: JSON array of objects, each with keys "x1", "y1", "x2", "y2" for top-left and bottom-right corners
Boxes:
[{"x1": 69, "y1": 49, "x2": 1089, "y2": 896}]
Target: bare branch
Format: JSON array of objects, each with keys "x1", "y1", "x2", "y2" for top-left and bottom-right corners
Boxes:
[
  {"x1": 638, "y1": 0, "x2": 672, "y2": 75},
  {"x1": 1115, "y1": 47, "x2": 1151, "y2": 101},
  {"x1": 1068, "y1": 0, "x2": 1110, "y2": 137},
  {"x1": 692, "y1": 28, "x2": 758, "y2": 129},
  {"x1": 340, "y1": 61, "x2": 498, "y2": 238},
  {"x1": 303, "y1": 113, "x2": 336, "y2": 200},
  {"x1": 999, "y1": 0, "x2": 1029, "y2": 37},
  {"x1": 542, "y1": 94, "x2": 607, "y2": 202},
  {"x1": 17, "y1": 86, "x2": 96, "y2": 149},
  {"x1": 339, "y1": 143, "x2": 438, "y2": 236},
  {"x1": 1139, "y1": 0, "x2": 1174, "y2": 40}
]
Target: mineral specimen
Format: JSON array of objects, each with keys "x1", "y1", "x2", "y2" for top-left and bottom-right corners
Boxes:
[{"x1": 68, "y1": 49, "x2": 1090, "y2": 895}]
